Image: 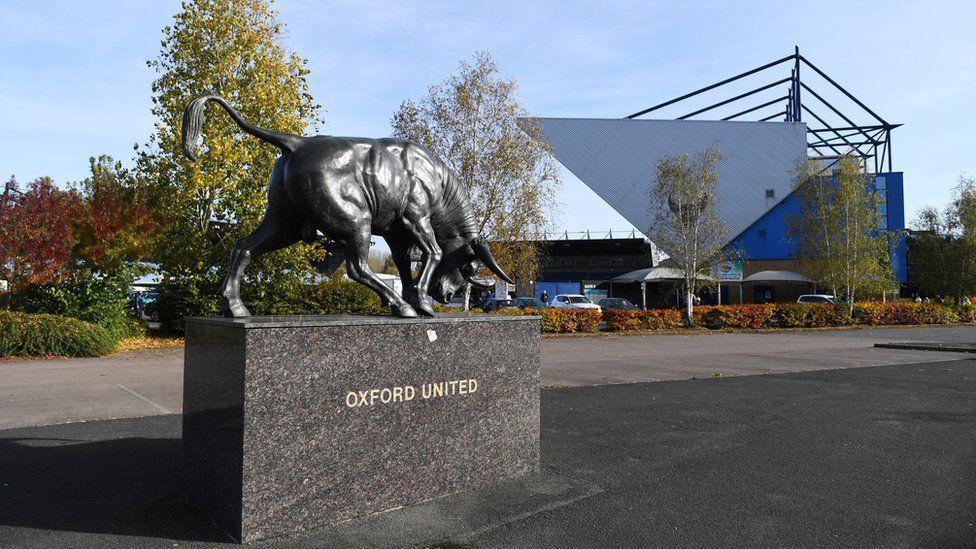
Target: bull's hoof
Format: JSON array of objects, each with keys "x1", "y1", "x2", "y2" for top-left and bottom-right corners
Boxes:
[
  {"x1": 415, "y1": 301, "x2": 436, "y2": 317},
  {"x1": 391, "y1": 303, "x2": 418, "y2": 318},
  {"x1": 408, "y1": 295, "x2": 436, "y2": 317},
  {"x1": 221, "y1": 298, "x2": 251, "y2": 318}
]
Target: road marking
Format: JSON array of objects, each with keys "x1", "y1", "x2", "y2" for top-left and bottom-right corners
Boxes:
[{"x1": 116, "y1": 384, "x2": 172, "y2": 414}]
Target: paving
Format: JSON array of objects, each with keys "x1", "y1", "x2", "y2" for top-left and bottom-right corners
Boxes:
[
  {"x1": 1, "y1": 359, "x2": 974, "y2": 548},
  {"x1": 2, "y1": 326, "x2": 975, "y2": 429}
]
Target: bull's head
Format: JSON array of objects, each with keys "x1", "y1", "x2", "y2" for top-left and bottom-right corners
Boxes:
[{"x1": 429, "y1": 235, "x2": 514, "y2": 303}]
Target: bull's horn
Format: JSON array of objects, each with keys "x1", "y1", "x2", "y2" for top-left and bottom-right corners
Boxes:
[
  {"x1": 465, "y1": 274, "x2": 493, "y2": 289},
  {"x1": 471, "y1": 236, "x2": 514, "y2": 284}
]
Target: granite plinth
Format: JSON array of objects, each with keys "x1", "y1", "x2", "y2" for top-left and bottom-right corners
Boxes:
[{"x1": 182, "y1": 314, "x2": 540, "y2": 543}]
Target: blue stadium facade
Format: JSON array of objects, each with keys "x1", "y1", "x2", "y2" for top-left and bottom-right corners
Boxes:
[
  {"x1": 729, "y1": 172, "x2": 906, "y2": 282},
  {"x1": 524, "y1": 49, "x2": 906, "y2": 303}
]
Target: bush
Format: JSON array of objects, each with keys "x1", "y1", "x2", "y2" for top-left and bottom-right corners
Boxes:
[
  {"x1": 156, "y1": 274, "x2": 386, "y2": 334},
  {"x1": 701, "y1": 304, "x2": 777, "y2": 329},
  {"x1": 303, "y1": 278, "x2": 385, "y2": 316},
  {"x1": 954, "y1": 304, "x2": 976, "y2": 323},
  {"x1": 156, "y1": 274, "x2": 220, "y2": 334},
  {"x1": 0, "y1": 311, "x2": 117, "y2": 357},
  {"x1": 18, "y1": 268, "x2": 142, "y2": 342},
  {"x1": 604, "y1": 309, "x2": 683, "y2": 331},
  {"x1": 851, "y1": 301, "x2": 959, "y2": 326},
  {"x1": 777, "y1": 303, "x2": 850, "y2": 328},
  {"x1": 495, "y1": 307, "x2": 600, "y2": 333}
]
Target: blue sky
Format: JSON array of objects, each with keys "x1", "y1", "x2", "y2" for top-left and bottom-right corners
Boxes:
[{"x1": 2, "y1": 0, "x2": 974, "y2": 233}]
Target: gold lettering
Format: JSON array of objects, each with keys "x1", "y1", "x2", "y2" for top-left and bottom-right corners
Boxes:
[
  {"x1": 392, "y1": 386, "x2": 403, "y2": 402},
  {"x1": 434, "y1": 383, "x2": 444, "y2": 398},
  {"x1": 380, "y1": 388, "x2": 392, "y2": 403},
  {"x1": 422, "y1": 383, "x2": 432, "y2": 399},
  {"x1": 469, "y1": 379, "x2": 477, "y2": 393},
  {"x1": 405, "y1": 385, "x2": 416, "y2": 400},
  {"x1": 345, "y1": 391, "x2": 359, "y2": 408},
  {"x1": 459, "y1": 379, "x2": 467, "y2": 394}
]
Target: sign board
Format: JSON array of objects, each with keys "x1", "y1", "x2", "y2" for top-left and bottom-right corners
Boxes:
[
  {"x1": 712, "y1": 261, "x2": 743, "y2": 282},
  {"x1": 495, "y1": 280, "x2": 510, "y2": 298}
]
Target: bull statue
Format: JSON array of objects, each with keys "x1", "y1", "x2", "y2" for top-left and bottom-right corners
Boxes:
[{"x1": 181, "y1": 94, "x2": 513, "y2": 318}]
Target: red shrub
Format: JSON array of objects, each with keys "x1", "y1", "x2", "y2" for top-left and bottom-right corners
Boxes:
[
  {"x1": 604, "y1": 309, "x2": 683, "y2": 331},
  {"x1": 701, "y1": 304, "x2": 777, "y2": 329},
  {"x1": 496, "y1": 307, "x2": 600, "y2": 333}
]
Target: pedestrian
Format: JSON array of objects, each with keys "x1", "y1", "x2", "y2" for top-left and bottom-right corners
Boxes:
[{"x1": 540, "y1": 290, "x2": 549, "y2": 304}]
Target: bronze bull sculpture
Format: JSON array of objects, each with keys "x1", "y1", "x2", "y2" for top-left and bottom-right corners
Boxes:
[{"x1": 182, "y1": 94, "x2": 512, "y2": 318}]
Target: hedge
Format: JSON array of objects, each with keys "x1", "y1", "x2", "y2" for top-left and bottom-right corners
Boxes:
[
  {"x1": 604, "y1": 309, "x2": 683, "y2": 331},
  {"x1": 495, "y1": 308, "x2": 601, "y2": 333},
  {"x1": 0, "y1": 311, "x2": 118, "y2": 358}
]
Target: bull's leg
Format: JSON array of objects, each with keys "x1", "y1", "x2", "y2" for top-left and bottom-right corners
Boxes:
[
  {"x1": 385, "y1": 234, "x2": 419, "y2": 306},
  {"x1": 219, "y1": 216, "x2": 299, "y2": 317},
  {"x1": 400, "y1": 216, "x2": 440, "y2": 317},
  {"x1": 219, "y1": 168, "x2": 300, "y2": 317},
  {"x1": 345, "y1": 230, "x2": 417, "y2": 318}
]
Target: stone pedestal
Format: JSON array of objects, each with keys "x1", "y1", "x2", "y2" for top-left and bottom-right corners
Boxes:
[{"x1": 182, "y1": 314, "x2": 540, "y2": 543}]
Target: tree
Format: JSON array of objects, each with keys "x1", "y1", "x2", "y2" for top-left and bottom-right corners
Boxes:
[
  {"x1": 648, "y1": 148, "x2": 727, "y2": 326},
  {"x1": 910, "y1": 176, "x2": 976, "y2": 302},
  {"x1": 137, "y1": 0, "x2": 322, "y2": 302},
  {"x1": 789, "y1": 155, "x2": 893, "y2": 315},
  {"x1": 0, "y1": 177, "x2": 80, "y2": 302},
  {"x1": 72, "y1": 155, "x2": 157, "y2": 273},
  {"x1": 390, "y1": 52, "x2": 560, "y2": 305}
]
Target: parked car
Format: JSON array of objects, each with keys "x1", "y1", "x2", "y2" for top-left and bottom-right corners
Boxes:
[
  {"x1": 549, "y1": 294, "x2": 602, "y2": 312},
  {"x1": 513, "y1": 297, "x2": 547, "y2": 310},
  {"x1": 797, "y1": 294, "x2": 837, "y2": 304},
  {"x1": 482, "y1": 298, "x2": 518, "y2": 313},
  {"x1": 598, "y1": 297, "x2": 638, "y2": 311},
  {"x1": 140, "y1": 291, "x2": 160, "y2": 322}
]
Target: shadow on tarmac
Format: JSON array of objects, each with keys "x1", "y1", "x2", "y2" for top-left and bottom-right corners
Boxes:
[{"x1": 0, "y1": 431, "x2": 230, "y2": 544}]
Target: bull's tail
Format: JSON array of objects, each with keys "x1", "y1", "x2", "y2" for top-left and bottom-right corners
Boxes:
[{"x1": 182, "y1": 94, "x2": 304, "y2": 161}]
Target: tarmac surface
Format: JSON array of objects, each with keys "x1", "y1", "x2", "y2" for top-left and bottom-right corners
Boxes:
[
  {"x1": 1, "y1": 359, "x2": 974, "y2": 548},
  {"x1": 1, "y1": 325, "x2": 974, "y2": 429}
]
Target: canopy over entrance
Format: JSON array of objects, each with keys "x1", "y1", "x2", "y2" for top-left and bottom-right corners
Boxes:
[
  {"x1": 613, "y1": 267, "x2": 714, "y2": 283},
  {"x1": 742, "y1": 270, "x2": 812, "y2": 284}
]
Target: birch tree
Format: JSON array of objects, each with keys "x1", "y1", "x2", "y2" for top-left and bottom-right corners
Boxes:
[
  {"x1": 648, "y1": 148, "x2": 726, "y2": 326},
  {"x1": 789, "y1": 155, "x2": 893, "y2": 315},
  {"x1": 910, "y1": 176, "x2": 976, "y2": 302},
  {"x1": 390, "y1": 51, "x2": 560, "y2": 307}
]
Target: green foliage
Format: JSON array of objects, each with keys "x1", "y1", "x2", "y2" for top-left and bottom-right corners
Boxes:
[
  {"x1": 910, "y1": 176, "x2": 976, "y2": 302},
  {"x1": 156, "y1": 273, "x2": 221, "y2": 334},
  {"x1": 0, "y1": 311, "x2": 117, "y2": 358},
  {"x1": 303, "y1": 278, "x2": 385, "y2": 316},
  {"x1": 391, "y1": 51, "x2": 560, "y2": 284},
  {"x1": 156, "y1": 275, "x2": 385, "y2": 334},
  {"x1": 137, "y1": 0, "x2": 322, "y2": 288},
  {"x1": 789, "y1": 155, "x2": 894, "y2": 313},
  {"x1": 18, "y1": 267, "x2": 144, "y2": 342}
]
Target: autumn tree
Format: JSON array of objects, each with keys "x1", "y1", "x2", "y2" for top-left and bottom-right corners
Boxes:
[
  {"x1": 789, "y1": 155, "x2": 893, "y2": 314},
  {"x1": 137, "y1": 0, "x2": 322, "y2": 302},
  {"x1": 72, "y1": 155, "x2": 156, "y2": 272},
  {"x1": 391, "y1": 52, "x2": 560, "y2": 304},
  {"x1": 647, "y1": 148, "x2": 727, "y2": 326},
  {"x1": 910, "y1": 176, "x2": 976, "y2": 302},
  {"x1": 0, "y1": 177, "x2": 80, "y2": 303}
]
